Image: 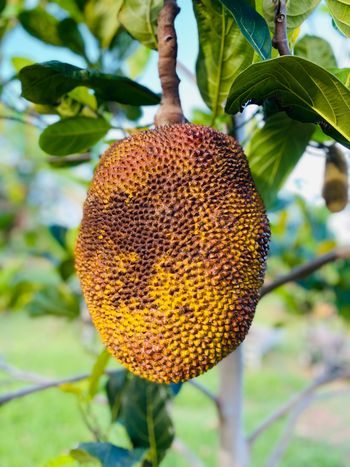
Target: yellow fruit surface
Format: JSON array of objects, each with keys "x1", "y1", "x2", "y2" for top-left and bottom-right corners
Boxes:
[{"x1": 75, "y1": 124, "x2": 270, "y2": 383}]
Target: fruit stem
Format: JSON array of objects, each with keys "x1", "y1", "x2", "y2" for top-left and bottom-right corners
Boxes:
[
  {"x1": 272, "y1": 0, "x2": 291, "y2": 56},
  {"x1": 155, "y1": 0, "x2": 185, "y2": 126}
]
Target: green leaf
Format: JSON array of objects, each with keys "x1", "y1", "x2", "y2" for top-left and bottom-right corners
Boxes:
[
  {"x1": 18, "y1": 8, "x2": 62, "y2": 46},
  {"x1": 50, "y1": 0, "x2": 84, "y2": 22},
  {"x1": 263, "y1": 0, "x2": 321, "y2": 32},
  {"x1": 84, "y1": 0, "x2": 123, "y2": 48},
  {"x1": 219, "y1": 0, "x2": 272, "y2": 59},
  {"x1": 225, "y1": 56, "x2": 350, "y2": 148},
  {"x1": 118, "y1": 0, "x2": 162, "y2": 50},
  {"x1": 327, "y1": 0, "x2": 350, "y2": 37},
  {"x1": 328, "y1": 67, "x2": 350, "y2": 87},
  {"x1": 19, "y1": 61, "x2": 160, "y2": 106},
  {"x1": 68, "y1": 87, "x2": 97, "y2": 110},
  {"x1": 0, "y1": 0, "x2": 6, "y2": 14},
  {"x1": 39, "y1": 116, "x2": 111, "y2": 156},
  {"x1": 57, "y1": 18, "x2": 86, "y2": 58},
  {"x1": 106, "y1": 370, "x2": 128, "y2": 421},
  {"x1": 72, "y1": 443, "x2": 145, "y2": 467},
  {"x1": 45, "y1": 453, "x2": 78, "y2": 467},
  {"x1": 122, "y1": 377, "x2": 174, "y2": 465},
  {"x1": 193, "y1": 0, "x2": 254, "y2": 117},
  {"x1": 26, "y1": 286, "x2": 80, "y2": 319},
  {"x1": 127, "y1": 44, "x2": 152, "y2": 79},
  {"x1": 88, "y1": 349, "x2": 110, "y2": 399},
  {"x1": 11, "y1": 56, "x2": 34, "y2": 73},
  {"x1": 294, "y1": 35, "x2": 337, "y2": 68},
  {"x1": 246, "y1": 112, "x2": 315, "y2": 207}
]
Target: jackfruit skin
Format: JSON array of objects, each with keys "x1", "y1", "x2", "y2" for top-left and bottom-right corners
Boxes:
[
  {"x1": 322, "y1": 145, "x2": 348, "y2": 213},
  {"x1": 75, "y1": 124, "x2": 270, "y2": 383}
]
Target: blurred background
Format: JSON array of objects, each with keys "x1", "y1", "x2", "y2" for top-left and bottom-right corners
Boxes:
[{"x1": 1, "y1": 0, "x2": 350, "y2": 466}]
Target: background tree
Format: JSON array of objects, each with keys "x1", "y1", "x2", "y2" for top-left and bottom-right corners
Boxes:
[{"x1": 0, "y1": 0, "x2": 350, "y2": 466}]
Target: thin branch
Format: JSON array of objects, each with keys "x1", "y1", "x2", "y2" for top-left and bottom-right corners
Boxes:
[
  {"x1": 265, "y1": 394, "x2": 312, "y2": 467},
  {"x1": 272, "y1": 0, "x2": 291, "y2": 56},
  {"x1": 248, "y1": 365, "x2": 350, "y2": 446},
  {"x1": 0, "y1": 362, "x2": 51, "y2": 385},
  {"x1": 177, "y1": 61, "x2": 196, "y2": 84},
  {"x1": 47, "y1": 153, "x2": 92, "y2": 164},
  {"x1": 0, "y1": 114, "x2": 42, "y2": 128},
  {"x1": 188, "y1": 380, "x2": 220, "y2": 408},
  {"x1": 0, "y1": 369, "x2": 115, "y2": 406},
  {"x1": 172, "y1": 438, "x2": 205, "y2": 467},
  {"x1": 154, "y1": 0, "x2": 185, "y2": 126},
  {"x1": 260, "y1": 246, "x2": 350, "y2": 298}
]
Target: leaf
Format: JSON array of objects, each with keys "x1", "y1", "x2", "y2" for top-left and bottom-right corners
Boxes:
[
  {"x1": 39, "y1": 116, "x2": 111, "y2": 156},
  {"x1": 127, "y1": 44, "x2": 152, "y2": 79},
  {"x1": 0, "y1": 0, "x2": 6, "y2": 14},
  {"x1": 88, "y1": 349, "x2": 110, "y2": 399},
  {"x1": 68, "y1": 87, "x2": 97, "y2": 110},
  {"x1": 105, "y1": 370, "x2": 128, "y2": 421},
  {"x1": 294, "y1": 35, "x2": 337, "y2": 68},
  {"x1": 263, "y1": 0, "x2": 321, "y2": 32},
  {"x1": 329, "y1": 67, "x2": 350, "y2": 87},
  {"x1": 84, "y1": 0, "x2": 123, "y2": 48},
  {"x1": 219, "y1": 0, "x2": 272, "y2": 60},
  {"x1": 118, "y1": 0, "x2": 162, "y2": 50},
  {"x1": 19, "y1": 61, "x2": 160, "y2": 106},
  {"x1": 246, "y1": 112, "x2": 315, "y2": 207},
  {"x1": 11, "y1": 56, "x2": 34, "y2": 73},
  {"x1": 73, "y1": 443, "x2": 145, "y2": 467},
  {"x1": 49, "y1": 224, "x2": 68, "y2": 249},
  {"x1": 50, "y1": 0, "x2": 84, "y2": 22},
  {"x1": 18, "y1": 8, "x2": 62, "y2": 46},
  {"x1": 57, "y1": 18, "x2": 86, "y2": 58},
  {"x1": 193, "y1": 0, "x2": 254, "y2": 117},
  {"x1": 45, "y1": 453, "x2": 78, "y2": 467},
  {"x1": 121, "y1": 377, "x2": 174, "y2": 465},
  {"x1": 26, "y1": 286, "x2": 80, "y2": 319},
  {"x1": 225, "y1": 56, "x2": 350, "y2": 148},
  {"x1": 327, "y1": 0, "x2": 350, "y2": 37}
]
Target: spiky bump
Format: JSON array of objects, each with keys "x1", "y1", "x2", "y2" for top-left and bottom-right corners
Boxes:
[{"x1": 75, "y1": 123, "x2": 270, "y2": 383}]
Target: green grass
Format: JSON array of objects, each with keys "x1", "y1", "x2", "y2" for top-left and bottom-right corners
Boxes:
[{"x1": 0, "y1": 312, "x2": 348, "y2": 466}]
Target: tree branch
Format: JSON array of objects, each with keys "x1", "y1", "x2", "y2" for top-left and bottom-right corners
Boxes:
[
  {"x1": 188, "y1": 380, "x2": 220, "y2": 408},
  {"x1": 272, "y1": 0, "x2": 291, "y2": 56},
  {"x1": 248, "y1": 365, "x2": 350, "y2": 446},
  {"x1": 154, "y1": 0, "x2": 185, "y2": 126},
  {"x1": 260, "y1": 246, "x2": 350, "y2": 298},
  {"x1": 0, "y1": 369, "x2": 115, "y2": 406}
]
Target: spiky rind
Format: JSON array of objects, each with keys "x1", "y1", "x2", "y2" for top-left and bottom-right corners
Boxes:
[{"x1": 75, "y1": 124, "x2": 270, "y2": 383}]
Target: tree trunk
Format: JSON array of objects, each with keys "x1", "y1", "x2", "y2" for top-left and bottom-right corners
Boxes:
[{"x1": 218, "y1": 346, "x2": 249, "y2": 467}]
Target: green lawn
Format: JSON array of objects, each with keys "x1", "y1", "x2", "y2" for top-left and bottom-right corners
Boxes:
[{"x1": 0, "y1": 311, "x2": 348, "y2": 466}]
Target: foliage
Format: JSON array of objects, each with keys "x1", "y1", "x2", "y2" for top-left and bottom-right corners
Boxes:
[{"x1": 0, "y1": 0, "x2": 350, "y2": 465}]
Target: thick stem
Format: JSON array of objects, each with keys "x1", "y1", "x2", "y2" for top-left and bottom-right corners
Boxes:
[
  {"x1": 154, "y1": 0, "x2": 184, "y2": 126},
  {"x1": 218, "y1": 347, "x2": 249, "y2": 467},
  {"x1": 272, "y1": 0, "x2": 291, "y2": 56}
]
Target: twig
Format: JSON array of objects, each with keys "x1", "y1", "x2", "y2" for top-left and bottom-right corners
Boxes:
[
  {"x1": 260, "y1": 246, "x2": 350, "y2": 298},
  {"x1": 0, "y1": 362, "x2": 51, "y2": 385},
  {"x1": 0, "y1": 114, "x2": 42, "y2": 128},
  {"x1": 188, "y1": 380, "x2": 220, "y2": 408},
  {"x1": 0, "y1": 369, "x2": 115, "y2": 406},
  {"x1": 265, "y1": 394, "x2": 312, "y2": 467},
  {"x1": 154, "y1": 0, "x2": 185, "y2": 126},
  {"x1": 47, "y1": 153, "x2": 92, "y2": 164},
  {"x1": 172, "y1": 438, "x2": 205, "y2": 467},
  {"x1": 177, "y1": 61, "x2": 196, "y2": 84},
  {"x1": 272, "y1": 0, "x2": 291, "y2": 56},
  {"x1": 248, "y1": 365, "x2": 350, "y2": 446}
]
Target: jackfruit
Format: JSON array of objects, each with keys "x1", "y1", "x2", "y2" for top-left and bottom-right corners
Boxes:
[
  {"x1": 322, "y1": 145, "x2": 348, "y2": 213},
  {"x1": 75, "y1": 123, "x2": 270, "y2": 383}
]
